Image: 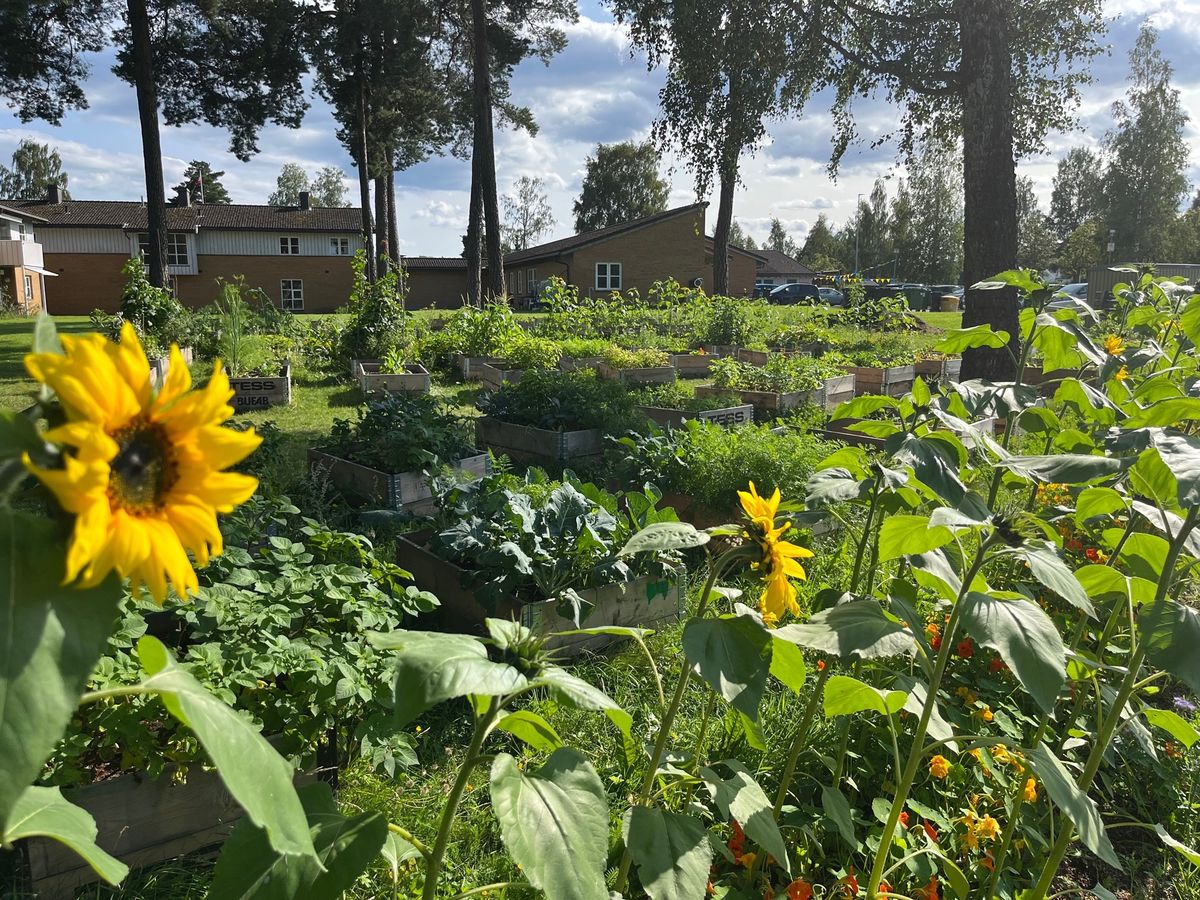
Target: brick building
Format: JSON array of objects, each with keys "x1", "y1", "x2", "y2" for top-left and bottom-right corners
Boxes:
[
  {"x1": 0, "y1": 202, "x2": 52, "y2": 314},
  {"x1": 2, "y1": 188, "x2": 365, "y2": 315},
  {"x1": 403, "y1": 203, "x2": 763, "y2": 309}
]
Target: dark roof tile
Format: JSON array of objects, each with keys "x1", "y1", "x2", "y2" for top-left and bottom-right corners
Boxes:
[{"x1": 0, "y1": 199, "x2": 363, "y2": 233}]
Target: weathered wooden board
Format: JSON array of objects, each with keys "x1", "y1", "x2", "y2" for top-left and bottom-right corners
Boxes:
[
  {"x1": 308, "y1": 448, "x2": 489, "y2": 509},
  {"x1": 597, "y1": 362, "x2": 676, "y2": 386},
  {"x1": 229, "y1": 363, "x2": 292, "y2": 410},
  {"x1": 148, "y1": 347, "x2": 194, "y2": 388},
  {"x1": 475, "y1": 362, "x2": 525, "y2": 392},
  {"x1": 848, "y1": 364, "x2": 915, "y2": 398},
  {"x1": 356, "y1": 361, "x2": 432, "y2": 396},
  {"x1": 638, "y1": 404, "x2": 754, "y2": 429},
  {"x1": 475, "y1": 416, "x2": 605, "y2": 463}
]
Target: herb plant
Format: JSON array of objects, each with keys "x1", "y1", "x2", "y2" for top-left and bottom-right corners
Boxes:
[
  {"x1": 710, "y1": 354, "x2": 843, "y2": 392},
  {"x1": 634, "y1": 381, "x2": 742, "y2": 413},
  {"x1": 478, "y1": 368, "x2": 637, "y2": 431},
  {"x1": 601, "y1": 345, "x2": 671, "y2": 369}
]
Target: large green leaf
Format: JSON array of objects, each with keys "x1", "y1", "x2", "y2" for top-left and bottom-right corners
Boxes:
[
  {"x1": 878, "y1": 515, "x2": 955, "y2": 562},
  {"x1": 1074, "y1": 487, "x2": 1126, "y2": 523},
  {"x1": 768, "y1": 637, "x2": 807, "y2": 694},
  {"x1": 137, "y1": 637, "x2": 316, "y2": 861},
  {"x1": 805, "y1": 467, "x2": 872, "y2": 505},
  {"x1": 894, "y1": 675, "x2": 956, "y2": 752},
  {"x1": 497, "y1": 710, "x2": 563, "y2": 752},
  {"x1": 619, "y1": 522, "x2": 710, "y2": 556},
  {"x1": 997, "y1": 454, "x2": 1130, "y2": 483},
  {"x1": 1142, "y1": 708, "x2": 1199, "y2": 749},
  {"x1": 1125, "y1": 398, "x2": 1200, "y2": 428},
  {"x1": 532, "y1": 666, "x2": 635, "y2": 762},
  {"x1": 1156, "y1": 825, "x2": 1200, "y2": 866},
  {"x1": 0, "y1": 512, "x2": 121, "y2": 829},
  {"x1": 958, "y1": 594, "x2": 1065, "y2": 713},
  {"x1": 1074, "y1": 565, "x2": 1156, "y2": 607},
  {"x1": 823, "y1": 674, "x2": 906, "y2": 717},
  {"x1": 0, "y1": 786, "x2": 127, "y2": 885},
  {"x1": 821, "y1": 784, "x2": 857, "y2": 847},
  {"x1": 935, "y1": 325, "x2": 1011, "y2": 353},
  {"x1": 491, "y1": 749, "x2": 608, "y2": 900},
  {"x1": 700, "y1": 761, "x2": 789, "y2": 875},
  {"x1": 1149, "y1": 431, "x2": 1200, "y2": 506},
  {"x1": 1139, "y1": 599, "x2": 1200, "y2": 695},
  {"x1": 775, "y1": 600, "x2": 917, "y2": 660},
  {"x1": 1027, "y1": 743, "x2": 1121, "y2": 869},
  {"x1": 1016, "y1": 543, "x2": 1095, "y2": 616},
  {"x1": 626, "y1": 807, "x2": 712, "y2": 900},
  {"x1": 369, "y1": 630, "x2": 526, "y2": 724},
  {"x1": 682, "y1": 614, "x2": 772, "y2": 720},
  {"x1": 208, "y1": 782, "x2": 386, "y2": 900}
]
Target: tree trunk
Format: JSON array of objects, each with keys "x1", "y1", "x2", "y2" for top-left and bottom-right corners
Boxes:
[
  {"x1": 466, "y1": 163, "x2": 483, "y2": 305},
  {"x1": 713, "y1": 167, "x2": 736, "y2": 295},
  {"x1": 471, "y1": 0, "x2": 505, "y2": 299},
  {"x1": 958, "y1": 0, "x2": 1019, "y2": 382},
  {"x1": 355, "y1": 76, "x2": 375, "y2": 283},
  {"x1": 126, "y1": 0, "x2": 167, "y2": 289},
  {"x1": 387, "y1": 159, "x2": 399, "y2": 269},
  {"x1": 374, "y1": 173, "x2": 389, "y2": 276}
]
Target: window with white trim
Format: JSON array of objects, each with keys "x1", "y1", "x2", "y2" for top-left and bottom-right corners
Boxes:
[
  {"x1": 136, "y1": 232, "x2": 190, "y2": 267},
  {"x1": 526, "y1": 268, "x2": 536, "y2": 293},
  {"x1": 330, "y1": 237, "x2": 350, "y2": 255},
  {"x1": 755, "y1": 277, "x2": 776, "y2": 289},
  {"x1": 23, "y1": 274, "x2": 33, "y2": 306},
  {"x1": 280, "y1": 278, "x2": 304, "y2": 311},
  {"x1": 280, "y1": 236, "x2": 300, "y2": 255},
  {"x1": 595, "y1": 262, "x2": 621, "y2": 291}
]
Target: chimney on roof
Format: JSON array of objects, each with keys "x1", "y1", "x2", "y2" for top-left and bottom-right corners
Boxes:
[
  {"x1": 46, "y1": 184, "x2": 64, "y2": 205},
  {"x1": 298, "y1": 191, "x2": 311, "y2": 211}
]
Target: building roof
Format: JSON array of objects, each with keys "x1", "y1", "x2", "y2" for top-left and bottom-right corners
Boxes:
[
  {"x1": 754, "y1": 248, "x2": 815, "y2": 277},
  {"x1": 505, "y1": 203, "x2": 708, "y2": 265},
  {"x1": 0, "y1": 199, "x2": 363, "y2": 233},
  {"x1": 402, "y1": 256, "x2": 468, "y2": 270},
  {"x1": 0, "y1": 202, "x2": 48, "y2": 223},
  {"x1": 705, "y1": 237, "x2": 767, "y2": 263}
]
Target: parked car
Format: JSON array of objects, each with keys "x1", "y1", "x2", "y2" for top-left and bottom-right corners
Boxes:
[
  {"x1": 1054, "y1": 282, "x2": 1088, "y2": 301},
  {"x1": 767, "y1": 282, "x2": 821, "y2": 305},
  {"x1": 818, "y1": 286, "x2": 845, "y2": 306}
]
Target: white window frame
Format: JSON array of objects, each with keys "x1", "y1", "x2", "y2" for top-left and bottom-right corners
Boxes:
[
  {"x1": 330, "y1": 236, "x2": 350, "y2": 256},
  {"x1": 280, "y1": 278, "x2": 304, "y2": 311},
  {"x1": 595, "y1": 262, "x2": 621, "y2": 291},
  {"x1": 526, "y1": 268, "x2": 536, "y2": 292},
  {"x1": 23, "y1": 273, "x2": 33, "y2": 306},
  {"x1": 135, "y1": 232, "x2": 190, "y2": 268},
  {"x1": 280, "y1": 236, "x2": 300, "y2": 255}
]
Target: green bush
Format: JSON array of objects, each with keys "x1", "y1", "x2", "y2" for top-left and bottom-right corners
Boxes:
[
  {"x1": 502, "y1": 335, "x2": 562, "y2": 370},
  {"x1": 116, "y1": 256, "x2": 189, "y2": 356},
  {"x1": 324, "y1": 393, "x2": 475, "y2": 473},
  {"x1": 600, "y1": 345, "x2": 671, "y2": 369},
  {"x1": 710, "y1": 354, "x2": 843, "y2": 392},
  {"x1": 634, "y1": 381, "x2": 742, "y2": 413},
  {"x1": 339, "y1": 251, "x2": 411, "y2": 364}
]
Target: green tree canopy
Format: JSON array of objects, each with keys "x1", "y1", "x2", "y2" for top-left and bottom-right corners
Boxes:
[
  {"x1": 172, "y1": 160, "x2": 231, "y2": 204},
  {"x1": 572, "y1": 141, "x2": 669, "y2": 233},
  {"x1": 0, "y1": 139, "x2": 70, "y2": 200},
  {"x1": 1015, "y1": 176, "x2": 1057, "y2": 272},
  {"x1": 1049, "y1": 147, "x2": 1103, "y2": 239},
  {"x1": 501, "y1": 175, "x2": 556, "y2": 251},
  {"x1": 728, "y1": 218, "x2": 756, "y2": 250}
]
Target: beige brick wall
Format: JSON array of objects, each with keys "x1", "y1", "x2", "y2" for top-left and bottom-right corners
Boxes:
[{"x1": 564, "y1": 210, "x2": 709, "y2": 298}]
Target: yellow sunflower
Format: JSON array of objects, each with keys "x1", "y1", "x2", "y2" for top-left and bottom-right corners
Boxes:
[
  {"x1": 760, "y1": 531, "x2": 814, "y2": 622},
  {"x1": 738, "y1": 480, "x2": 780, "y2": 530},
  {"x1": 1103, "y1": 334, "x2": 1126, "y2": 356},
  {"x1": 1115, "y1": 365, "x2": 1129, "y2": 382},
  {"x1": 23, "y1": 323, "x2": 260, "y2": 602}
]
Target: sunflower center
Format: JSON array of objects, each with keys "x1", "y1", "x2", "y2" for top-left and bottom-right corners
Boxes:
[{"x1": 108, "y1": 420, "x2": 176, "y2": 512}]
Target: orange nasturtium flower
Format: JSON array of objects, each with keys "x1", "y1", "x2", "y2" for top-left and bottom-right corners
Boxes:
[
  {"x1": 929, "y1": 754, "x2": 951, "y2": 779},
  {"x1": 1023, "y1": 777, "x2": 1038, "y2": 802},
  {"x1": 787, "y1": 879, "x2": 814, "y2": 900},
  {"x1": 23, "y1": 323, "x2": 260, "y2": 601},
  {"x1": 739, "y1": 482, "x2": 814, "y2": 625}
]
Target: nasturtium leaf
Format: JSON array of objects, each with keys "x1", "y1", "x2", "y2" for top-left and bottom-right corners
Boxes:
[
  {"x1": 682, "y1": 614, "x2": 772, "y2": 720},
  {"x1": 0, "y1": 512, "x2": 121, "y2": 831},
  {"x1": 137, "y1": 637, "x2": 317, "y2": 862},
  {"x1": 935, "y1": 325, "x2": 1011, "y2": 353},
  {"x1": 1142, "y1": 708, "x2": 1200, "y2": 749},
  {"x1": 768, "y1": 637, "x2": 807, "y2": 694},
  {"x1": 1139, "y1": 600, "x2": 1200, "y2": 695},
  {"x1": 1027, "y1": 743, "x2": 1121, "y2": 869},
  {"x1": 626, "y1": 807, "x2": 712, "y2": 900},
  {"x1": 497, "y1": 710, "x2": 563, "y2": 751},
  {"x1": 1016, "y1": 543, "x2": 1095, "y2": 616},
  {"x1": 878, "y1": 515, "x2": 955, "y2": 562},
  {"x1": 619, "y1": 522, "x2": 710, "y2": 556},
  {"x1": 700, "y1": 761, "x2": 789, "y2": 874},
  {"x1": 208, "y1": 782, "x2": 386, "y2": 900},
  {"x1": 821, "y1": 785, "x2": 857, "y2": 847},
  {"x1": 0, "y1": 786, "x2": 127, "y2": 885},
  {"x1": 823, "y1": 674, "x2": 907, "y2": 717},
  {"x1": 958, "y1": 594, "x2": 1065, "y2": 713},
  {"x1": 1074, "y1": 487, "x2": 1126, "y2": 523},
  {"x1": 491, "y1": 750, "x2": 609, "y2": 900},
  {"x1": 774, "y1": 600, "x2": 917, "y2": 660},
  {"x1": 1156, "y1": 824, "x2": 1200, "y2": 866},
  {"x1": 369, "y1": 630, "x2": 526, "y2": 725}
]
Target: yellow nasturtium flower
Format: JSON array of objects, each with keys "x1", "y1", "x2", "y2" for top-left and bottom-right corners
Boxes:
[
  {"x1": 739, "y1": 482, "x2": 813, "y2": 625},
  {"x1": 929, "y1": 755, "x2": 951, "y2": 779},
  {"x1": 23, "y1": 323, "x2": 260, "y2": 602},
  {"x1": 1023, "y1": 777, "x2": 1038, "y2": 802}
]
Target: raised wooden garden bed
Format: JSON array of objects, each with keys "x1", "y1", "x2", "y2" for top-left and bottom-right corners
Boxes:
[
  {"x1": 819, "y1": 417, "x2": 889, "y2": 450},
  {"x1": 734, "y1": 347, "x2": 811, "y2": 367},
  {"x1": 229, "y1": 362, "x2": 291, "y2": 411},
  {"x1": 451, "y1": 354, "x2": 497, "y2": 379},
  {"x1": 308, "y1": 448, "x2": 489, "y2": 511},
  {"x1": 475, "y1": 416, "x2": 605, "y2": 464},
  {"x1": 356, "y1": 361, "x2": 432, "y2": 396},
  {"x1": 23, "y1": 766, "x2": 315, "y2": 900},
  {"x1": 476, "y1": 361, "x2": 525, "y2": 392},
  {"x1": 149, "y1": 347, "x2": 194, "y2": 389},
  {"x1": 914, "y1": 359, "x2": 962, "y2": 383},
  {"x1": 597, "y1": 362, "x2": 676, "y2": 386},
  {"x1": 848, "y1": 364, "x2": 915, "y2": 398},
  {"x1": 395, "y1": 531, "x2": 683, "y2": 654},
  {"x1": 557, "y1": 355, "x2": 603, "y2": 372},
  {"x1": 670, "y1": 353, "x2": 722, "y2": 377},
  {"x1": 639, "y1": 404, "x2": 754, "y2": 429},
  {"x1": 695, "y1": 374, "x2": 854, "y2": 415}
]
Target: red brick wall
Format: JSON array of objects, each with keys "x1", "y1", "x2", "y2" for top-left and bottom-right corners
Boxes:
[
  {"x1": 40, "y1": 253, "x2": 127, "y2": 315},
  {"x1": 406, "y1": 269, "x2": 472, "y2": 309}
]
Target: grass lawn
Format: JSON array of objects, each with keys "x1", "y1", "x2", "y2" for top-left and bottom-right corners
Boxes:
[
  {"x1": 916, "y1": 310, "x2": 963, "y2": 330},
  {"x1": 0, "y1": 316, "x2": 93, "y2": 411}
]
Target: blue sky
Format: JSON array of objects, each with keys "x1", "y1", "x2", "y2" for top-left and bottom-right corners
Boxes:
[{"x1": 1, "y1": 0, "x2": 1196, "y2": 256}]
